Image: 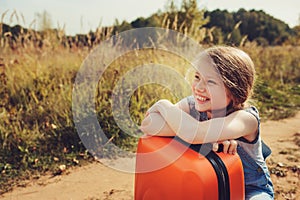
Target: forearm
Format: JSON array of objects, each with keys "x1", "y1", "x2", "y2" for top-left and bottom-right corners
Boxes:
[
  {"x1": 160, "y1": 104, "x2": 254, "y2": 144},
  {"x1": 152, "y1": 100, "x2": 224, "y2": 143},
  {"x1": 144, "y1": 99, "x2": 257, "y2": 145},
  {"x1": 159, "y1": 105, "x2": 208, "y2": 143},
  {"x1": 140, "y1": 113, "x2": 176, "y2": 136}
]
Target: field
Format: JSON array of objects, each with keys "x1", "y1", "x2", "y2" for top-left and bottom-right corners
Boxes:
[{"x1": 0, "y1": 25, "x2": 300, "y2": 199}]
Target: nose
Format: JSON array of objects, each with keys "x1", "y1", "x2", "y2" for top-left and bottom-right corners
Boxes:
[{"x1": 194, "y1": 79, "x2": 206, "y2": 92}]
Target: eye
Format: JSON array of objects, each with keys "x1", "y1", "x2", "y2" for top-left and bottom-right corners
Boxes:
[
  {"x1": 207, "y1": 79, "x2": 217, "y2": 85},
  {"x1": 194, "y1": 74, "x2": 201, "y2": 80}
]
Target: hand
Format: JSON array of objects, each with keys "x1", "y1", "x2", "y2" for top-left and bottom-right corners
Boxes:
[{"x1": 212, "y1": 140, "x2": 237, "y2": 155}]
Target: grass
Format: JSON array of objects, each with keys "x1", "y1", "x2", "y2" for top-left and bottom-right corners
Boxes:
[
  {"x1": 0, "y1": 29, "x2": 299, "y2": 194},
  {"x1": 0, "y1": 47, "x2": 88, "y2": 193},
  {"x1": 244, "y1": 44, "x2": 300, "y2": 120}
]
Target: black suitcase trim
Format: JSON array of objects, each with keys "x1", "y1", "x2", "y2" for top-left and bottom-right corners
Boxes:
[{"x1": 205, "y1": 151, "x2": 230, "y2": 200}]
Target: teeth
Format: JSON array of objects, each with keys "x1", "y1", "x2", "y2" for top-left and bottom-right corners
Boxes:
[{"x1": 196, "y1": 95, "x2": 207, "y2": 102}]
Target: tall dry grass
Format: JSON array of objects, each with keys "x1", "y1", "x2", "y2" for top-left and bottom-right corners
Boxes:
[{"x1": 0, "y1": 9, "x2": 299, "y2": 195}]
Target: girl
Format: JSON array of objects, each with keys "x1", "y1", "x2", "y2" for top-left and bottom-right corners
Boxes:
[{"x1": 140, "y1": 46, "x2": 274, "y2": 199}]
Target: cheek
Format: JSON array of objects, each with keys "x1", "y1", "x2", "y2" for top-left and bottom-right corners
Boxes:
[
  {"x1": 209, "y1": 88, "x2": 231, "y2": 104},
  {"x1": 191, "y1": 82, "x2": 197, "y2": 91},
  {"x1": 226, "y1": 93, "x2": 233, "y2": 103},
  {"x1": 225, "y1": 89, "x2": 233, "y2": 104}
]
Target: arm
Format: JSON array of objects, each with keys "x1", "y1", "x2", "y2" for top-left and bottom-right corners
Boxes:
[
  {"x1": 148, "y1": 99, "x2": 258, "y2": 144},
  {"x1": 140, "y1": 98, "x2": 189, "y2": 136},
  {"x1": 140, "y1": 112, "x2": 174, "y2": 136}
]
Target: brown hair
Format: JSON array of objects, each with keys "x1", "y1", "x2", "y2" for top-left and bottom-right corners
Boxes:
[{"x1": 205, "y1": 46, "x2": 256, "y2": 110}]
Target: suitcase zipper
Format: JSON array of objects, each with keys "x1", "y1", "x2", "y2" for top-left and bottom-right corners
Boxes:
[{"x1": 205, "y1": 151, "x2": 230, "y2": 200}]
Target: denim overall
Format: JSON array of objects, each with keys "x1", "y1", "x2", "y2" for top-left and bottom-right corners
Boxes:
[{"x1": 187, "y1": 96, "x2": 274, "y2": 200}]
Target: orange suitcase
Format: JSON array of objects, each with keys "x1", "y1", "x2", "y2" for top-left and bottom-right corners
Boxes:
[{"x1": 135, "y1": 136, "x2": 244, "y2": 200}]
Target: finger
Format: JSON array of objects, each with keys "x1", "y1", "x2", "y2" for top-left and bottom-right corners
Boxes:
[
  {"x1": 221, "y1": 140, "x2": 230, "y2": 154},
  {"x1": 228, "y1": 140, "x2": 238, "y2": 155},
  {"x1": 212, "y1": 143, "x2": 219, "y2": 152}
]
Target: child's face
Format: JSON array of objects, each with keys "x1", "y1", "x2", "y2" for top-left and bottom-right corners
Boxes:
[{"x1": 191, "y1": 62, "x2": 232, "y2": 117}]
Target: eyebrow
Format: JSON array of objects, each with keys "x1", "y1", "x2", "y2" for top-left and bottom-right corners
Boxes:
[{"x1": 195, "y1": 71, "x2": 220, "y2": 80}]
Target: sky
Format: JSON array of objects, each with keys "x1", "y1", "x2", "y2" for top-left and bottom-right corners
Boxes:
[{"x1": 1, "y1": 0, "x2": 299, "y2": 36}]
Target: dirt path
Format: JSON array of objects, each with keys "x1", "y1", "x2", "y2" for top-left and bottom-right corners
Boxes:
[
  {"x1": 1, "y1": 112, "x2": 300, "y2": 200},
  {"x1": 260, "y1": 112, "x2": 300, "y2": 200},
  {"x1": 0, "y1": 163, "x2": 134, "y2": 200}
]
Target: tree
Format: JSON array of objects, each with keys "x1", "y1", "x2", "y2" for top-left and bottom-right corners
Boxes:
[
  {"x1": 131, "y1": 17, "x2": 159, "y2": 28},
  {"x1": 205, "y1": 8, "x2": 292, "y2": 45},
  {"x1": 163, "y1": 0, "x2": 209, "y2": 41},
  {"x1": 203, "y1": 27, "x2": 224, "y2": 44},
  {"x1": 290, "y1": 25, "x2": 300, "y2": 45},
  {"x1": 113, "y1": 19, "x2": 132, "y2": 34},
  {"x1": 234, "y1": 9, "x2": 290, "y2": 45},
  {"x1": 205, "y1": 9, "x2": 235, "y2": 33},
  {"x1": 227, "y1": 28, "x2": 242, "y2": 45}
]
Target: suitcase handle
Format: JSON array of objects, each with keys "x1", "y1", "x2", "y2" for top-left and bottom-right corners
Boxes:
[
  {"x1": 174, "y1": 136, "x2": 224, "y2": 154},
  {"x1": 216, "y1": 144, "x2": 224, "y2": 153}
]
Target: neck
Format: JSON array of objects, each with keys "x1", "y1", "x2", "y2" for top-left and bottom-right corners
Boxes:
[
  {"x1": 207, "y1": 109, "x2": 226, "y2": 119},
  {"x1": 207, "y1": 101, "x2": 235, "y2": 119}
]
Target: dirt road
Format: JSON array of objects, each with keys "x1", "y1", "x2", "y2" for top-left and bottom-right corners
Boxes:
[{"x1": 1, "y1": 112, "x2": 300, "y2": 200}]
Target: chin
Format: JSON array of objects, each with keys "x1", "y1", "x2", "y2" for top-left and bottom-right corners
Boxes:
[{"x1": 195, "y1": 105, "x2": 208, "y2": 112}]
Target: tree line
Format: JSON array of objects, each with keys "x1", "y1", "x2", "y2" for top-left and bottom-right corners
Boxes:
[
  {"x1": 113, "y1": 1, "x2": 299, "y2": 46},
  {"x1": 1, "y1": 0, "x2": 300, "y2": 49}
]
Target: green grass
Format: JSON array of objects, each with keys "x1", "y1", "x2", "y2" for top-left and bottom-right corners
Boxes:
[{"x1": 0, "y1": 42, "x2": 299, "y2": 194}]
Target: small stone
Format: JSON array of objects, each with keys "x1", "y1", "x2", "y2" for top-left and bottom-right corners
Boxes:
[
  {"x1": 277, "y1": 162, "x2": 284, "y2": 167},
  {"x1": 59, "y1": 164, "x2": 66, "y2": 172}
]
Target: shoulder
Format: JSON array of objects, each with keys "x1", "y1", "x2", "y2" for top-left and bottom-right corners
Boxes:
[
  {"x1": 234, "y1": 106, "x2": 260, "y2": 142},
  {"x1": 243, "y1": 106, "x2": 260, "y2": 123},
  {"x1": 231, "y1": 106, "x2": 259, "y2": 123}
]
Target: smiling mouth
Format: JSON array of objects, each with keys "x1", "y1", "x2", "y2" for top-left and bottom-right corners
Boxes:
[{"x1": 195, "y1": 95, "x2": 210, "y2": 102}]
